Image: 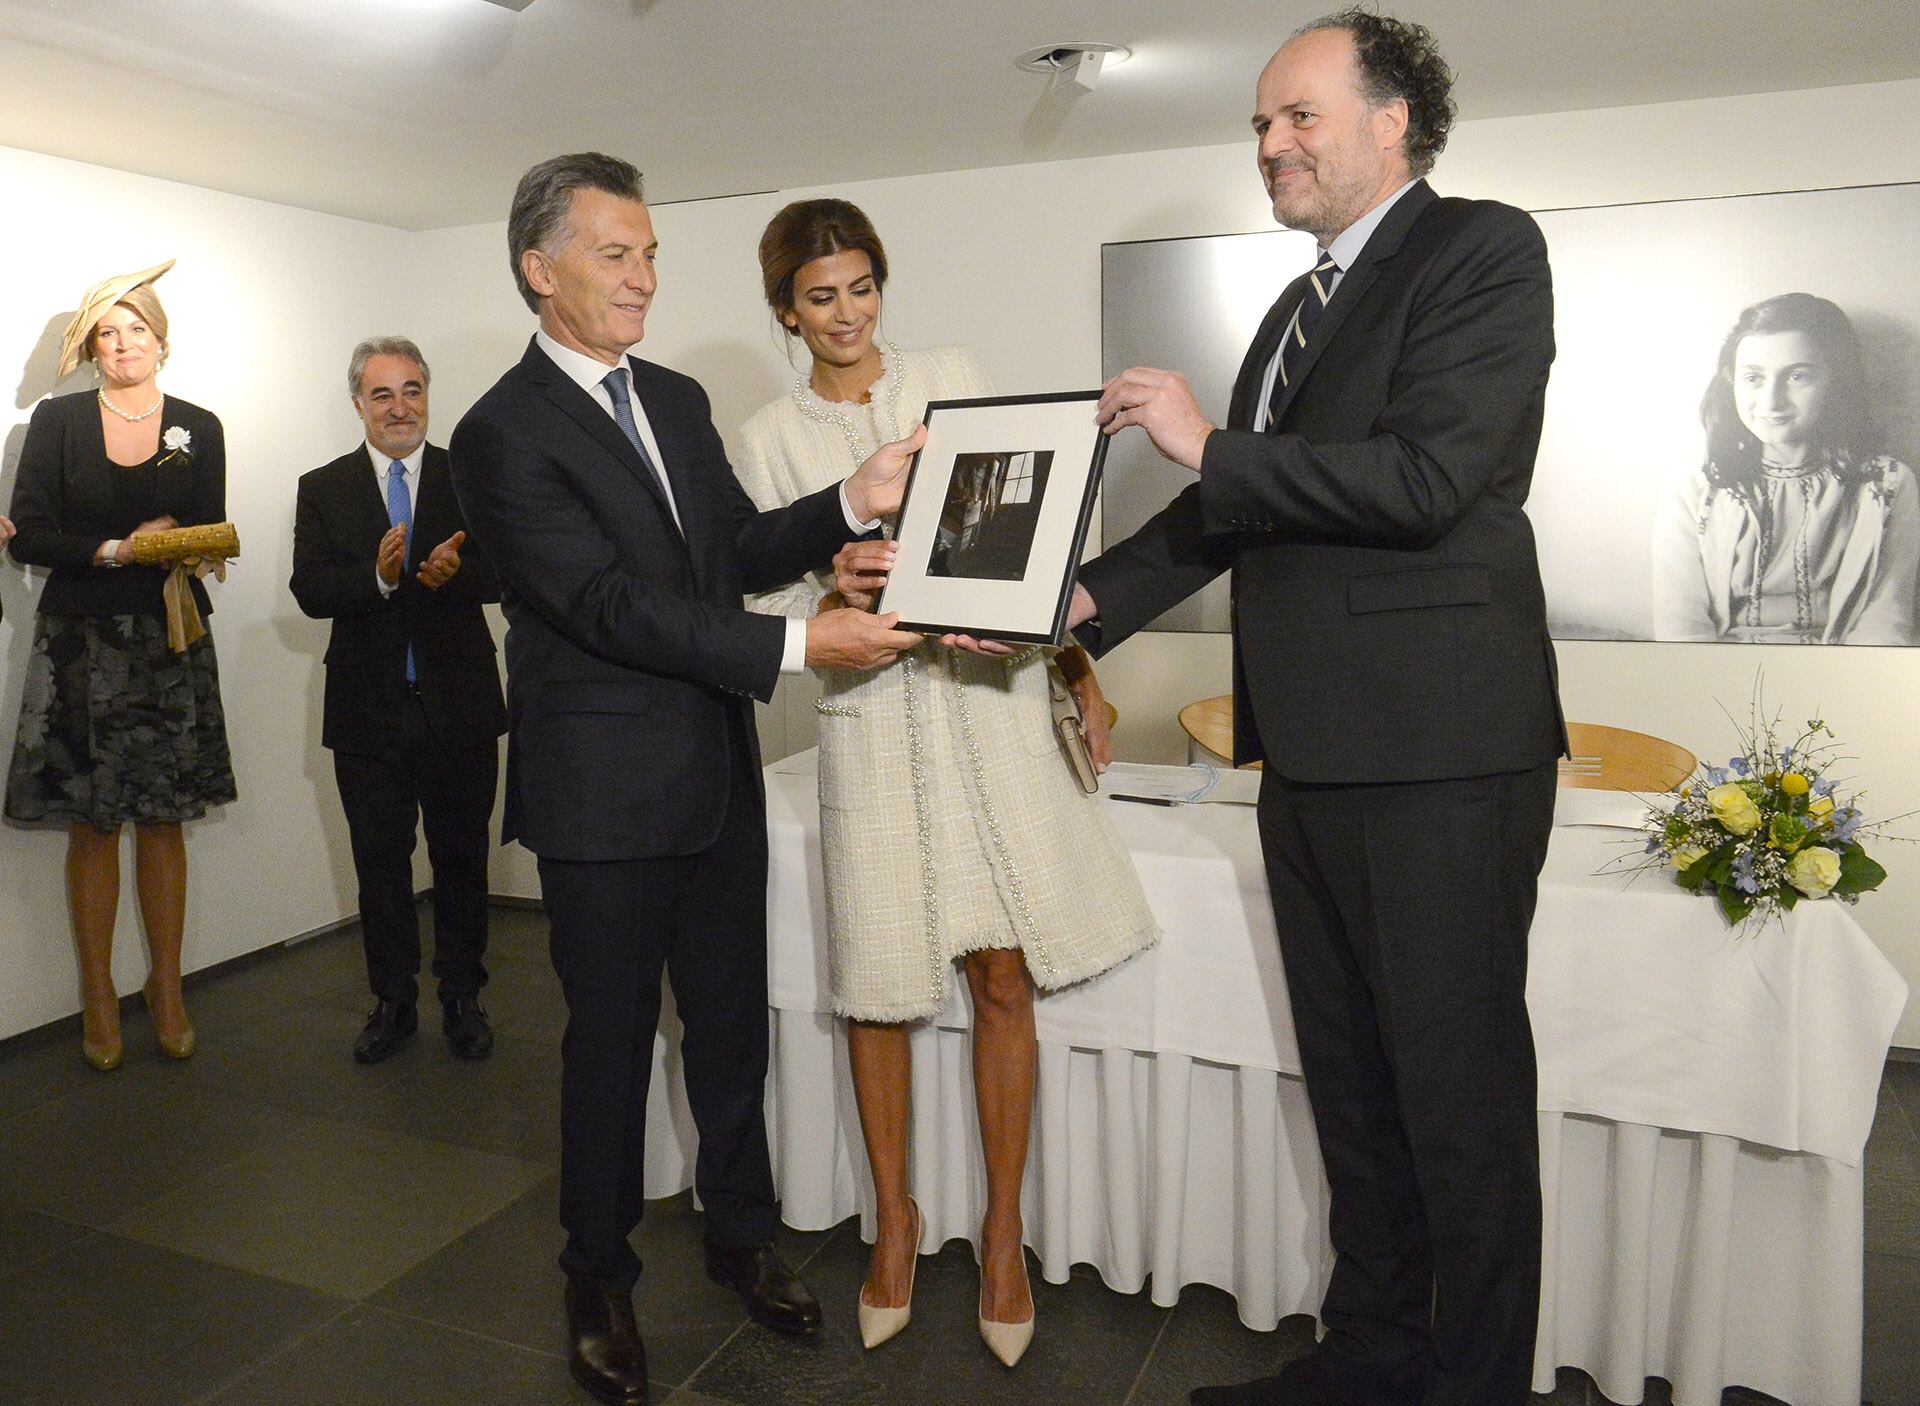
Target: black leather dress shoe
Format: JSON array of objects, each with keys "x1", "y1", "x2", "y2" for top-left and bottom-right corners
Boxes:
[
  {"x1": 564, "y1": 1278, "x2": 648, "y2": 1405},
  {"x1": 704, "y1": 1241, "x2": 822, "y2": 1337},
  {"x1": 1189, "y1": 1350, "x2": 1422, "y2": 1406},
  {"x1": 351, "y1": 999, "x2": 416, "y2": 1064},
  {"x1": 441, "y1": 995, "x2": 494, "y2": 1060}
]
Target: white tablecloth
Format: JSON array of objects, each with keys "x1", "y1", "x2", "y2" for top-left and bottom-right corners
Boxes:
[{"x1": 639, "y1": 754, "x2": 1906, "y2": 1406}]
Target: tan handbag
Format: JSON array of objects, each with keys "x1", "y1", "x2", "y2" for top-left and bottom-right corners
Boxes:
[{"x1": 1046, "y1": 661, "x2": 1100, "y2": 794}]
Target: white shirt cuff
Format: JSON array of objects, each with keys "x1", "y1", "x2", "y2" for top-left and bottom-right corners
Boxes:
[
  {"x1": 839, "y1": 480, "x2": 881, "y2": 534},
  {"x1": 376, "y1": 564, "x2": 397, "y2": 598},
  {"x1": 780, "y1": 616, "x2": 807, "y2": 675},
  {"x1": 99, "y1": 539, "x2": 123, "y2": 566}
]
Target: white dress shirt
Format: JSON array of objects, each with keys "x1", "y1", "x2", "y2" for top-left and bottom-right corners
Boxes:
[
  {"x1": 1254, "y1": 178, "x2": 1420, "y2": 432},
  {"x1": 533, "y1": 329, "x2": 875, "y2": 675},
  {"x1": 370, "y1": 441, "x2": 425, "y2": 597}
]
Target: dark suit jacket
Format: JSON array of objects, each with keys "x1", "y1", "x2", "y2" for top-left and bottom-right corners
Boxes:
[
  {"x1": 6, "y1": 391, "x2": 223, "y2": 619},
  {"x1": 290, "y1": 442, "x2": 505, "y2": 757},
  {"x1": 1079, "y1": 181, "x2": 1566, "y2": 783},
  {"x1": 448, "y1": 338, "x2": 850, "y2": 863}
]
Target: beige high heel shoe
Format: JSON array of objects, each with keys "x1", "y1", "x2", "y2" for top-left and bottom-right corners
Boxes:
[
  {"x1": 81, "y1": 991, "x2": 122, "y2": 1072},
  {"x1": 978, "y1": 1244, "x2": 1034, "y2": 1368},
  {"x1": 144, "y1": 977, "x2": 196, "y2": 1060},
  {"x1": 856, "y1": 1197, "x2": 920, "y2": 1350}
]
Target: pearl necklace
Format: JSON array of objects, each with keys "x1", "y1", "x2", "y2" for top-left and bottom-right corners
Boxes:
[
  {"x1": 98, "y1": 389, "x2": 163, "y2": 422},
  {"x1": 790, "y1": 342, "x2": 904, "y2": 470}
]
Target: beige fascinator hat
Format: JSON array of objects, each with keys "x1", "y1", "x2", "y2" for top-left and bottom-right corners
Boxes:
[{"x1": 57, "y1": 259, "x2": 175, "y2": 379}]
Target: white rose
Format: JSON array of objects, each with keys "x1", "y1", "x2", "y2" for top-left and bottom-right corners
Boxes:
[
  {"x1": 163, "y1": 426, "x2": 191, "y2": 452},
  {"x1": 1787, "y1": 846, "x2": 1842, "y2": 899}
]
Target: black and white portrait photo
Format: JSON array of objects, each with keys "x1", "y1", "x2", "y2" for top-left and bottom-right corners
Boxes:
[
  {"x1": 925, "y1": 449, "x2": 1052, "y2": 581},
  {"x1": 1529, "y1": 182, "x2": 1920, "y2": 645}
]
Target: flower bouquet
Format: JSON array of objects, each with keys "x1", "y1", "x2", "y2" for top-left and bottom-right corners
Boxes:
[{"x1": 1640, "y1": 708, "x2": 1889, "y2": 926}]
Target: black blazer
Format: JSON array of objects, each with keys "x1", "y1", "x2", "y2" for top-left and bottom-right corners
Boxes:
[
  {"x1": 1079, "y1": 182, "x2": 1566, "y2": 783},
  {"x1": 448, "y1": 339, "x2": 850, "y2": 863},
  {"x1": 6, "y1": 391, "x2": 223, "y2": 619},
  {"x1": 290, "y1": 442, "x2": 505, "y2": 757}
]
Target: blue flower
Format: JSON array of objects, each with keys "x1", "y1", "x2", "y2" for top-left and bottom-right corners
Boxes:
[
  {"x1": 1831, "y1": 809, "x2": 1865, "y2": 843},
  {"x1": 1731, "y1": 850, "x2": 1760, "y2": 895},
  {"x1": 1813, "y1": 777, "x2": 1837, "y2": 798},
  {"x1": 1728, "y1": 756, "x2": 1752, "y2": 776},
  {"x1": 1706, "y1": 766, "x2": 1730, "y2": 787},
  {"x1": 1781, "y1": 747, "x2": 1796, "y2": 766},
  {"x1": 1644, "y1": 835, "x2": 1664, "y2": 854}
]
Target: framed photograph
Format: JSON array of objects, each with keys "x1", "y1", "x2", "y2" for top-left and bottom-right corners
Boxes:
[{"x1": 877, "y1": 391, "x2": 1109, "y2": 645}]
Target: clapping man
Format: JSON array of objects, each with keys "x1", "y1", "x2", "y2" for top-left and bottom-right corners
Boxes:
[{"x1": 292, "y1": 337, "x2": 506, "y2": 1064}]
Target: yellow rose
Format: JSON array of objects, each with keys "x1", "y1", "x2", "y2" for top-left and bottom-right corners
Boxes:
[
  {"x1": 1669, "y1": 843, "x2": 1709, "y2": 871},
  {"x1": 1809, "y1": 795, "x2": 1835, "y2": 819},
  {"x1": 1780, "y1": 772, "x2": 1810, "y2": 797},
  {"x1": 1787, "y1": 846, "x2": 1842, "y2": 898},
  {"x1": 1707, "y1": 782, "x2": 1762, "y2": 836}
]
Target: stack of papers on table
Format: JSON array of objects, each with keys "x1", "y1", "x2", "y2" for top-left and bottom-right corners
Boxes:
[{"x1": 1099, "y1": 761, "x2": 1261, "y2": 806}]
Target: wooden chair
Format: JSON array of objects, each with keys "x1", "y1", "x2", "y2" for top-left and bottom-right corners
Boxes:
[
  {"x1": 1177, "y1": 694, "x2": 1261, "y2": 768},
  {"x1": 1558, "y1": 722, "x2": 1697, "y2": 793}
]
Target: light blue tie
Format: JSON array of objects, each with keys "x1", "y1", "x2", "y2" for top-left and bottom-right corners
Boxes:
[
  {"x1": 386, "y1": 459, "x2": 415, "y2": 684},
  {"x1": 600, "y1": 368, "x2": 676, "y2": 522}
]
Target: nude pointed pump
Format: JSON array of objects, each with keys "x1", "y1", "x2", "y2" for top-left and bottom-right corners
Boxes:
[
  {"x1": 144, "y1": 978, "x2": 196, "y2": 1060},
  {"x1": 857, "y1": 1197, "x2": 920, "y2": 1350},
  {"x1": 979, "y1": 1249, "x2": 1034, "y2": 1368}
]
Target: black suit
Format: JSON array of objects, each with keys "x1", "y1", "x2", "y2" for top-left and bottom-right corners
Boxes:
[
  {"x1": 449, "y1": 338, "x2": 850, "y2": 1293},
  {"x1": 291, "y1": 443, "x2": 505, "y2": 1006},
  {"x1": 1080, "y1": 182, "x2": 1565, "y2": 1405}
]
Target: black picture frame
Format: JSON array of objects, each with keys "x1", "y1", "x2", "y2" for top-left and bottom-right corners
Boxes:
[{"x1": 877, "y1": 390, "x2": 1109, "y2": 645}]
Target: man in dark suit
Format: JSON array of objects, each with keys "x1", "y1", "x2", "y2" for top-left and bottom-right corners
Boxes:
[
  {"x1": 448, "y1": 153, "x2": 921, "y2": 1406},
  {"x1": 292, "y1": 337, "x2": 507, "y2": 1065},
  {"x1": 1076, "y1": 13, "x2": 1564, "y2": 1405}
]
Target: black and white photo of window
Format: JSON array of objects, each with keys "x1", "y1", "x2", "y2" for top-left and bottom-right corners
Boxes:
[{"x1": 926, "y1": 449, "x2": 1054, "y2": 581}]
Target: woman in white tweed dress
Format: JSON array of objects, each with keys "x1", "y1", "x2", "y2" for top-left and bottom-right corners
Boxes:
[{"x1": 736, "y1": 199, "x2": 1157, "y2": 1365}]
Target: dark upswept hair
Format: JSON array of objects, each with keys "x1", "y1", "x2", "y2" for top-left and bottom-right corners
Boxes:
[
  {"x1": 756, "y1": 198, "x2": 889, "y2": 334},
  {"x1": 1700, "y1": 292, "x2": 1877, "y2": 491},
  {"x1": 1296, "y1": 7, "x2": 1456, "y2": 177},
  {"x1": 507, "y1": 152, "x2": 645, "y2": 313}
]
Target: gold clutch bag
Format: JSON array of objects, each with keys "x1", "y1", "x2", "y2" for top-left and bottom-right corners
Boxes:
[
  {"x1": 126, "y1": 522, "x2": 240, "y2": 652},
  {"x1": 126, "y1": 522, "x2": 240, "y2": 566}
]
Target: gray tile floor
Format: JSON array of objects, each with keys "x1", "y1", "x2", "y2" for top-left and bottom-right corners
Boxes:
[{"x1": 0, "y1": 903, "x2": 1905, "y2": 1405}]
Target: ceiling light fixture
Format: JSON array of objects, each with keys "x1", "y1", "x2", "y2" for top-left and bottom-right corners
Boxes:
[
  {"x1": 478, "y1": 0, "x2": 537, "y2": 10},
  {"x1": 1017, "y1": 41, "x2": 1131, "y2": 94}
]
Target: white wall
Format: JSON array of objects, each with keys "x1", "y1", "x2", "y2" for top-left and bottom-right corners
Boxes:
[
  {"x1": 413, "y1": 77, "x2": 1920, "y2": 1042},
  {"x1": 7, "y1": 74, "x2": 1920, "y2": 1044},
  {"x1": 0, "y1": 145, "x2": 418, "y2": 1040}
]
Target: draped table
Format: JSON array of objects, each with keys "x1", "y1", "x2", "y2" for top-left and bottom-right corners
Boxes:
[{"x1": 639, "y1": 754, "x2": 1905, "y2": 1406}]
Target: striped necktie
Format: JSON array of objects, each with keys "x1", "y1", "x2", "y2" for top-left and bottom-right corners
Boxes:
[{"x1": 1267, "y1": 252, "x2": 1340, "y2": 429}]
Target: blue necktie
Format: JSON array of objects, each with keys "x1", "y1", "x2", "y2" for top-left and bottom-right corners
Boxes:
[
  {"x1": 1267, "y1": 252, "x2": 1340, "y2": 429},
  {"x1": 600, "y1": 368, "x2": 677, "y2": 527},
  {"x1": 386, "y1": 459, "x2": 415, "y2": 684}
]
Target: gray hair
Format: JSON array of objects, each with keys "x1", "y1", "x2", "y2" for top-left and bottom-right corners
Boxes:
[
  {"x1": 508, "y1": 152, "x2": 645, "y2": 313},
  {"x1": 348, "y1": 336, "x2": 430, "y2": 400}
]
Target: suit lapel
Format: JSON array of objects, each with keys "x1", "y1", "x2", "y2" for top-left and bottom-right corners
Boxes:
[
  {"x1": 626, "y1": 356, "x2": 702, "y2": 549},
  {"x1": 519, "y1": 339, "x2": 680, "y2": 528},
  {"x1": 349, "y1": 450, "x2": 402, "y2": 560},
  {"x1": 1232, "y1": 276, "x2": 1312, "y2": 430},
  {"x1": 411, "y1": 449, "x2": 455, "y2": 569},
  {"x1": 1267, "y1": 180, "x2": 1439, "y2": 427}
]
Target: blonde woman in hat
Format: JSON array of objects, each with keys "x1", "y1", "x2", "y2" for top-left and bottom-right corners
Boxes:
[{"x1": 5, "y1": 261, "x2": 236, "y2": 1070}]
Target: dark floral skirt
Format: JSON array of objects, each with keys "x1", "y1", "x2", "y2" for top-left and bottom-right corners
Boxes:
[{"x1": 5, "y1": 612, "x2": 237, "y2": 830}]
